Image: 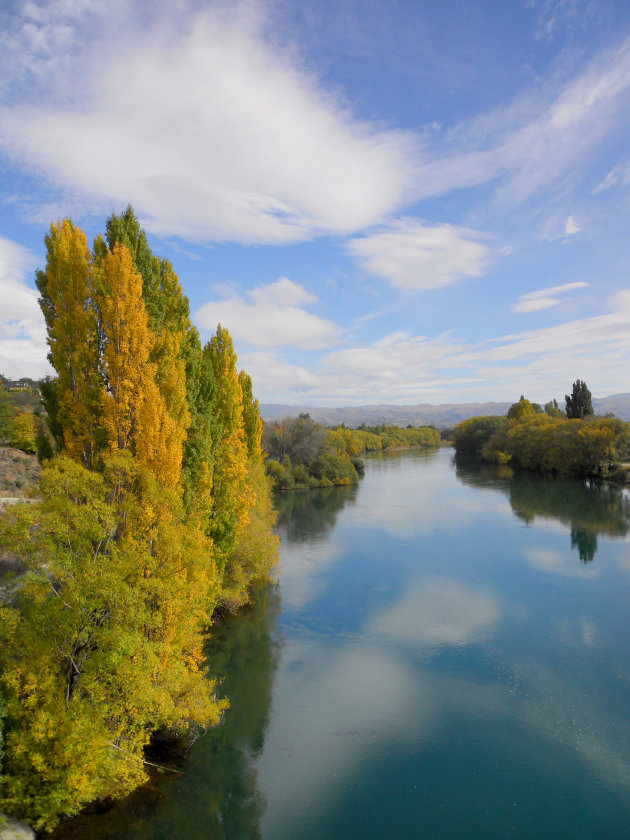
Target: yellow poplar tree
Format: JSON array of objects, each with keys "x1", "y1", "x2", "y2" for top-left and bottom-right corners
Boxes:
[
  {"x1": 97, "y1": 244, "x2": 182, "y2": 489},
  {"x1": 104, "y1": 208, "x2": 190, "y2": 467},
  {"x1": 35, "y1": 220, "x2": 103, "y2": 467}
]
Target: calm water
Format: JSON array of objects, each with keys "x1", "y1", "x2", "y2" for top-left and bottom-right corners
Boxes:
[{"x1": 51, "y1": 448, "x2": 630, "y2": 839}]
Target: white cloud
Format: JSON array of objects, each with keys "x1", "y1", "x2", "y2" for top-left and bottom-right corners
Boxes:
[
  {"x1": 195, "y1": 277, "x2": 338, "y2": 349},
  {"x1": 236, "y1": 291, "x2": 630, "y2": 404},
  {"x1": 564, "y1": 215, "x2": 581, "y2": 236},
  {"x1": 524, "y1": 547, "x2": 598, "y2": 577},
  {"x1": 607, "y1": 289, "x2": 630, "y2": 314},
  {"x1": 538, "y1": 213, "x2": 585, "y2": 243},
  {"x1": 513, "y1": 281, "x2": 589, "y2": 314},
  {"x1": 367, "y1": 577, "x2": 501, "y2": 649},
  {"x1": 0, "y1": 4, "x2": 415, "y2": 245},
  {"x1": 2, "y1": 4, "x2": 627, "y2": 249},
  {"x1": 0, "y1": 235, "x2": 39, "y2": 321},
  {"x1": 238, "y1": 351, "x2": 323, "y2": 396},
  {"x1": 0, "y1": 235, "x2": 50, "y2": 379},
  {"x1": 346, "y1": 218, "x2": 490, "y2": 290}
]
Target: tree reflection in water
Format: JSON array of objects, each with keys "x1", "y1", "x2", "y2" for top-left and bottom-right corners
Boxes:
[
  {"x1": 273, "y1": 484, "x2": 358, "y2": 543},
  {"x1": 454, "y1": 454, "x2": 630, "y2": 564}
]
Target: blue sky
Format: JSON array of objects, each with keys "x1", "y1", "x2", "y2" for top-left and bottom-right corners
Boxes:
[{"x1": 1, "y1": 0, "x2": 630, "y2": 405}]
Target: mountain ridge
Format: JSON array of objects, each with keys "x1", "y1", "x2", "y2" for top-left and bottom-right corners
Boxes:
[{"x1": 259, "y1": 394, "x2": 630, "y2": 428}]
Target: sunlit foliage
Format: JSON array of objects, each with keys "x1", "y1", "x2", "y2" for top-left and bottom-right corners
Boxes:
[
  {"x1": 0, "y1": 210, "x2": 277, "y2": 830},
  {"x1": 454, "y1": 393, "x2": 630, "y2": 479},
  {"x1": 263, "y1": 417, "x2": 440, "y2": 491},
  {"x1": 35, "y1": 220, "x2": 103, "y2": 468}
]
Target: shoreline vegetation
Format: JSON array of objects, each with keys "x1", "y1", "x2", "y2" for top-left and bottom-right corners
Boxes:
[
  {"x1": 262, "y1": 414, "x2": 441, "y2": 491},
  {"x1": 0, "y1": 208, "x2": 278, "y2": 833},
  {"x1": 0, "y1": 251, "x2": 624, "y2": 838},
  {"x1": 453, "y1": 388, "x2": 630, "y2": 481}
]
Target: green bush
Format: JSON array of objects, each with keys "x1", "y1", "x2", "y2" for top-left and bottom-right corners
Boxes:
[
  {"x1": 310, "y1": 452, "x2": 359, "y2": 485},
  {"x1": 456, "y1": 412, "x2": 630, "y2": 479},
  {"x1": 266, "y1": 458, "x2": 295, "y2": 490},
  {"x1": 292, "y1": 464, "x2": 311, "y2": 486},
  {"x1": 453, "y1": 416, "x2": 507, "y2": 456}
]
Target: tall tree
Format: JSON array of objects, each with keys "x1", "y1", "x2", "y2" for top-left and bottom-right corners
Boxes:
[
  {"x1": 97, "y1": 243, "x2": 182, "y2": 489},
  {"x1": 104, "y1": 207, "x2": 191, "y2": 443},
  {"x1": 507, "y1": 397, "x2": 536, "y2": 422},
  {"x1": 38, "y1": 377, "x2": 64, "y2": 453},
  {"x1": 206, "y1": 325, "x2": 254, "y2": 571},
  {"x1": 565, "y1": 380, "x2": 594, "y2": 419},
  {"x1": 0, "y1": 211, "x2": 279, "y2": 829},
  {"x1": 35, "y1": 220, "x2": 103, "y2": 468},
  {"x1": 239, "y1": 370, "x2": 263, "y2": 463},
  {"x1": 180, "y1": 328, "x2": 218, "y2": 522}
]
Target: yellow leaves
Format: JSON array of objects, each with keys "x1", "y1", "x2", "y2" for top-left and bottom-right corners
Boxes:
[
  {"x1": 463, "y1": 412, "x2": 627, "y2": 477},
  {"x1": 5, "y1": 213, "x2": 277, "y2": 829},
  {"x1": 37, "y1": 219, "x2": 103, "y2": 468},
  {"x1": 99, "y1": 244, "x2": 152, "y2": 448},
  {"x1": 7, "y1": 411, "x2": 37, "y2": 453},
  {"x1": 96, "y1": 243, "x2": 183, "y2": 490}
]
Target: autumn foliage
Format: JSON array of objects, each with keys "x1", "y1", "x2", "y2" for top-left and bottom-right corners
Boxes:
[
  {"x1": 453, "y1": 394, "x2": 630, "y2": 479},
  {"x1": 0, "y1": 209, "x2": 278, "y2": 830}
]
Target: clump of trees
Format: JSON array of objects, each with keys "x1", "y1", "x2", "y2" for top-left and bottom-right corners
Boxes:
[
  {"x1": 262, "y1": 416, "x2": 440, "y2": 491},
  {"x1": 0, "y1": 209, "x2": 278, "y2": 830},
  {"x1": 263, "y1": 414, "x2": 360, "y2": 489},
  {"x1": 343, "y1": 423, "x2": 441, "y2": 452},
  {"x1": 453, "y1": 382, "x2": 630, "y2": 479}
]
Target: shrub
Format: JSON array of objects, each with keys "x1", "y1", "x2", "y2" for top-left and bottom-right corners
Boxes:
[
  {"x1": 453, "y1": 416, "x2": 507, "y2": 456},
  {"x1": 309, "y1": 452, "x2": 359, "y2": 485}
]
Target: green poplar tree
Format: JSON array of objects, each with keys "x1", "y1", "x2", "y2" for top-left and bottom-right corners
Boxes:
[{"x1": 565, "y1": 380, "x2": 594, "y2": 419}]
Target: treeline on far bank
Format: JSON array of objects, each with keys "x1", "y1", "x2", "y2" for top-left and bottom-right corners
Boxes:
[
  {"x1": 0, "y1": 209, "x2": 278, "y2": 832},
  {"x1": 263, "y1": 414, "x2": 441, "y2": 490},
  {"x1": 453, "y1": 382, "x2": 630, "y2": 479}
]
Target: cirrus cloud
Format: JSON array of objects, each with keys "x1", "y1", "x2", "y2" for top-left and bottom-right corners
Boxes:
[{"x1": 513, "y1": 281, "x2": 589, "y2": 313}]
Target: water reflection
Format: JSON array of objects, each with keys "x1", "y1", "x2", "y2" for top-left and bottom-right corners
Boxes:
[
  {"x1": 366, "y1": 576, "x2": 501, "y2": 649},
  {"x1": 259, "y1": 574, "x2": 505, "y2": 837},
  {"x1": 354, "y1": 448, "x2": 498, "y2": 539},
  {"x1": 274, "y1": 484, "x2": 358, "y2": 543},
  {"x1": 455, "y1": 454, "x2": 630, "y2": 563},
  {"x1": 44, "y1": 452, "x2": 630, "y2": 839},
  {"x1": 48, "y1": 584, "x2": 281, "y2": 840}
]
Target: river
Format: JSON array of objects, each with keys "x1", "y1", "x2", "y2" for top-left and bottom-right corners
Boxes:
[{"x1": 50, "y1": 447, "x2": 630, "y2": 839}]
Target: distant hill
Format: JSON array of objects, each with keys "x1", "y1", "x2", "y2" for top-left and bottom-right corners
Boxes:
[
  {"x1": 260, "y1": 394, "x2": 630, "y2": 428},
  {"x1": 260, "y1": 401, "x2": 513, "y2": 428},
  {"x1": 592, "y1": 393, "x2": 630, "y2": 420}
]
